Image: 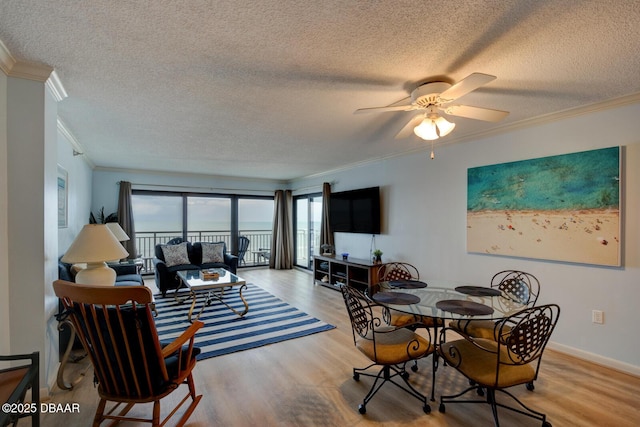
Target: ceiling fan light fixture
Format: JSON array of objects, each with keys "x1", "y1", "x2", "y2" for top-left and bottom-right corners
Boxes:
[
  {"x1": 435, "y1": 116, "x2": 455, "y2": 136},
  {"x1": 413, "y1": 118, "x2": 439, "y2": 140},
  {"x1": 413, "y1": 113, "x2": 456, "y2": 141}
]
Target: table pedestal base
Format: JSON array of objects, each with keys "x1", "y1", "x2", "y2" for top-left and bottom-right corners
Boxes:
[
  {"x1": 174, "y1": 283, "x2": 249, "y2": 323},
  {"x1": 189, "y1": 284, "x2": 249, "y2": 322}
]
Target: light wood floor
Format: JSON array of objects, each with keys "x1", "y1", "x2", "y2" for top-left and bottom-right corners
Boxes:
[{"x1": 39, "y1": 268, "x2": 640, "y2": 426}]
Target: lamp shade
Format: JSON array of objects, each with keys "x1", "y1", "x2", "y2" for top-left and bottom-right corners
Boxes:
[
  {"x1": 435, "y1": 116, "x2": 455, "y2": 136},
  {"x1": 413, "y1": 118, "x2": 439, "y2": 140},
  {"x1": 414, "y1": 115, "x2": 456, "y2": 140},
  {"x1": 106, "y1": 222, "x2": 130, "y2": 242},
  {"x1": 61, "y1": 224, "x2": 129, "y2": 285}
]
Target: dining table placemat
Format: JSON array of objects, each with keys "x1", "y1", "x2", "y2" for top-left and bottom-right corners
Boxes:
[
  {"x1": 373, "y1": 291, "x2": 421, "y2": 305},
  {"x1": 454, "y1": 286, "x2": 502, "y2": 297},
  {"x1": 388, "y1": 279, "x2": 428, "y2": 289},
  {"x1": 436, "y1": 299, "x2": 494, "y2": 316}
]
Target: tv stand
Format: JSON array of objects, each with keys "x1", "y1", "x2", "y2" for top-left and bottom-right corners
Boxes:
[{"x1": 313, "y1": 255, "x2": 380, "y2": 295}]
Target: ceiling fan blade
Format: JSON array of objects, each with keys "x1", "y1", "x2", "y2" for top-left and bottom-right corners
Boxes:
[
  {"x1": 354, "y1": 104, "x2": 414, "y2": 114},
  {"x1": 394, "y1": 114, "x2": 425, "y2": 139},
  {"x1": 438, "y1": 73, "x2": 497, "y2": 103},
  {"x1": 442, "y1": 104, "x2": 509, "y2": 122}
]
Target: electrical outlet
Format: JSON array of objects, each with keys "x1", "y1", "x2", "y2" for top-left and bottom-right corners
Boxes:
[{"x1": 592, "y1": 310, "x2": 604, "y2": 324}]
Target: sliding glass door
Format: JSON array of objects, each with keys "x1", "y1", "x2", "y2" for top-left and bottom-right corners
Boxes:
[
  {"x1": 131, "y1": 191, "x2": 273, "y2": 270},
  {"x1": 131, "y1": 193, "x2": 184, "y2": 260},
  {"x1": 294, "y1": 194, "x2": 322, "y2": 269},
  {"x1": 186, "y1": 196, "x2": 232, "y2": 245},
  {"x1": 238, "y1": 198, "x2": 275, "y2": 265}
]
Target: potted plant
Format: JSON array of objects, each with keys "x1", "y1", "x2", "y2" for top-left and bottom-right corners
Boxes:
[
  {"x1": 373, "y1": 249, "x2": 383, "y2": 264},
  {"x1": 89, "y1": 207, "x2": 118, "y2": 224}
]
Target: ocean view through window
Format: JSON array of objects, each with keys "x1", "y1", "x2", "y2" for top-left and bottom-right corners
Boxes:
[{"x1": 131, "y1": 191, "x2": 275, "y2": 271}]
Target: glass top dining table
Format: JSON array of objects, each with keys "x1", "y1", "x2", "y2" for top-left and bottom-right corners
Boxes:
[
  {"x1": 371, "y1": 279, "x2": 527, "y2": 321},
  {"x1": 370, "y1": 279, "x2": 528, "y2": 401}
]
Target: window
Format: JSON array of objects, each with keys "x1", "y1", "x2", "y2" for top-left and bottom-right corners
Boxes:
[
  {"x1": 132, "y1": 193, "x2": 183, "y2": 261},
  {"x1": 131, "y1": 191, "x2": 273, "y2": 269},
  {"x1": 187, "y1": 196, "x2": 231, "y2": 245},
  {"x1": 238, "y1": 198, "x2": 274, "y2": 265}
]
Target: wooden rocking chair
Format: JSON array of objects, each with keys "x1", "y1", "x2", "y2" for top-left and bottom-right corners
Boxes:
[{"x1": 53, "y1": 280, "x2": 203, "y2": 427}]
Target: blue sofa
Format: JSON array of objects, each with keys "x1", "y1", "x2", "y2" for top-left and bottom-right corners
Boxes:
[{"x1": 153, "y1": 239, "x2": 238, "y2": 297}]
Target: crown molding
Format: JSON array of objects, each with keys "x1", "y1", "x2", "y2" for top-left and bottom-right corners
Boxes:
[
  {"x1": 94, "y1": 166, "x2": 288, "y2": 187},
  {"x1": 1, "y1": 38, "x2": 67, "y2": 100},
  {"x1": 0, "y1": 39, "x2": 16, "y2": 75},
  {"x1": 442, "y1": 91, "x2": 640, "y2": 148},
  {"x1": 8, "y1": 61, "x2": 52, "y2": 82},
  {"x1": 57, "y1": 119, "x2": 95, "y2": 168},
  {"x1": 46, "y1": 70, "x2": 68, "y2": 101}
]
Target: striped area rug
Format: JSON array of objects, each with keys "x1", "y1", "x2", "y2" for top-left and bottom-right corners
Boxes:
[{"x1": 153, "y1": 283, "x2": 335, "y2": 360}]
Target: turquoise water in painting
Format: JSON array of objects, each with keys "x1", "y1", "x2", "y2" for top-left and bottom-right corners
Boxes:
[{"x1": 467, "y1": 147, "x2": 620, "y2": 212}]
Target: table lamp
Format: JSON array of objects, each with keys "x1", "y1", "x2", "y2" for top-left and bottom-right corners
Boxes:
[
  {"x1": 105, "y1": 222, "x2": 130, "y2": 242},
  {"x1": 61, "y1": 224, "x2": 129, "y2": 285}
]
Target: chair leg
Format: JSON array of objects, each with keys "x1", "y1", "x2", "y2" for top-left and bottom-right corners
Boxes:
[
  {"x1": 352, "y1": 362, "x2": 378, "y2": 381},
  {"x1": 355, "y1": 364, "x2": 430, "y2": 414},
  {"x1": 439, "y1": 384, "x2": 486, "y2": 414},
  {"x1": 431, "y1": 352, "x2": 438, "y2": 401},
  {"x1": 175, "y1": 394, "x2": 202, "y2": 427},
  {"x1": 152, "y1": 400, "x2": 161, "y2": 427},
  {"x1": 359, "y1": 365, "x2": 389, "y2": 412},
  {"x1": 493, "y1": 388, "x2": 549, "y2": 425},
  {"x1": 440, "y1": 384, "x2": 549, "y2": 426},
  {"x1": 187, "y1": 373, "x2": 197, "y2": 399},
  {"x1": 93, "y1": 398, "x2": 107, "y2": 427},
  {"x1": 487, "y1": 389, "x2": 500, "y2": 427}
]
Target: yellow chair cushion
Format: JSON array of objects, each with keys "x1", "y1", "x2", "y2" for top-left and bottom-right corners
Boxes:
[
  {"x1": 392, "y1": 310, "x2": 442, "y2": 328},
  {"x1": 439, "y1": 338, "x2": 535, "y2": 388},
  {"x1": 391, "y1": 311, "x2": 422, "y2": 327},
  {"x1": 356, "y1": 327, "x2": 433, "y2": 365},
  {"x1": 449, "y1": 319, "x2": 511, "y2": 341}
]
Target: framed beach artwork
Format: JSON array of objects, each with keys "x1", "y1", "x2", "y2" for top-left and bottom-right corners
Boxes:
[
  {"x1": 466, "y1": 147, "x2": 621, "y2": 266},
  {"x1": 57, "y1": 165, "x2": 68, "y2": 228}
]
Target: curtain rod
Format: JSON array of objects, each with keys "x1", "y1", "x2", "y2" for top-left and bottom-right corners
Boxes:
[
  {"x1": 117, "y1": 181, "x2": 275, "y2": 195},
  {"x1": 116, "y1": 181, "x2": 336, "y2": 194},
  {"x1": 291, "y1": 181, "x2": 336, "y2": 193}
]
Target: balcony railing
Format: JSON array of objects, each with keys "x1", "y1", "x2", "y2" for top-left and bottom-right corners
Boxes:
[{"x1": 134, "y1": 230, "x2": 312, "y2": 274}]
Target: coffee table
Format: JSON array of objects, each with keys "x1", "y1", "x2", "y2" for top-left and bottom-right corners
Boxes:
[{"x1": 176, "y1": 269, "x2": 248, "y2": 323}]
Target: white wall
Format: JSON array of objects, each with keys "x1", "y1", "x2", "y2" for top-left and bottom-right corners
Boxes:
[
  {"x1": 43, "y1": 82, "x2": 60, "y2": 389},
  {"x1": 0, "y1": 70, "x2": 9, "y2": 356},
  {"x1": 57, "y1": 131, "x2": 93, "y2": 254},
  {"x1": 292, "y1": 102, "x2": 640, "y2": 374},
  {"x1": 48, "y1": 123, "x2": 94, "y2": 390},
  {"x1": 5, "y1": 75, "x2": 59, "y2": 390}
]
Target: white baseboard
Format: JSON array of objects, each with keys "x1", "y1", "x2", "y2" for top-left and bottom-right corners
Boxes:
[{"x1": 548, "y1": 341, "x2": 640, "y2": 378}]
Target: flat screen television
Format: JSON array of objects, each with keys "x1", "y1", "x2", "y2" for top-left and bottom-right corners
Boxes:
[{"x1": 329, "y1": 186, "x2": 381, "y2": 234}]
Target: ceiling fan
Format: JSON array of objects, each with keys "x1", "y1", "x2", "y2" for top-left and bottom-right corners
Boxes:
[{"x1": 354, "y1": 73, "x2": 509, "y2": 141}]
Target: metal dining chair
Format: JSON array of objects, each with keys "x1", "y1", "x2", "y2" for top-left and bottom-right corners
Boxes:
[
  {"x1": 341, "y1": 285, "x2": 434, "y2": 415},
  {"x1": 439, "y1": 304, "x2": 560, "y2": 427},
  {"x1": 377, "y1": 262, "x2": 439, "y2": 328},
  {"x1": 449, "y1": 270, "x2": 540, "y2": 341},
  {"x1": 449, "y1": 270, "x2": 541, "y2": 391}
]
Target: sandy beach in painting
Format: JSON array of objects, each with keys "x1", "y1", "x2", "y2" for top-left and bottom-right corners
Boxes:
[{"x1": 467, "y1": 209, "x2": 620, "y2": 265}]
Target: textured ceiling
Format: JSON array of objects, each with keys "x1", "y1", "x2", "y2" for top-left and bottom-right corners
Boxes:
[{"x1": 2, "y1": 1, "x2": 640, "y2": 180}]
